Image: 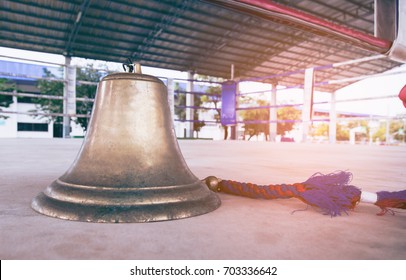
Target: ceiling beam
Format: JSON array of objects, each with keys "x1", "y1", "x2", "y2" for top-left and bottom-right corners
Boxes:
[
  {"x1": 65, "y1": 0, "x2": 92, "y2": 56},
  {"x1": 207, "y1": 0, "x2": 392, "y2": 53}
]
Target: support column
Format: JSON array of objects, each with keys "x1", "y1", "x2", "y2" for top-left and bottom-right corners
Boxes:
[
  {"x1": 230, "y1": 64, "x2": 236, "y2": 140},
  {"x1": 385, "y1": 118, "x2": 390, "y2": 145},
  {"x1": 12, "y1": 91, "x2": 18, "y2": 138},
  {"x1": 329, "y1": 91, "x2": 337, "y2": 144},
  {"x1": 269, "y1": 81, "x2": 277, "y2": 142},
  {"x1": 186, "y1": 71, "x2": 194, "y2": 138},
  {"x1": 302, "y1": 68, "x2": 314, "y2": 143},
  {"x1": 230, "y1": 81, "x2": 238, "y2": 140},
  {"x1": 63, "y1": 57, "x2": 76, "y2": 138}
]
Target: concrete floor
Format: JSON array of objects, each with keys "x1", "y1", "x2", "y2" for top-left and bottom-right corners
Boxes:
[{"x1": 0, "y1": 138, "x2": 405, "y2": 259}]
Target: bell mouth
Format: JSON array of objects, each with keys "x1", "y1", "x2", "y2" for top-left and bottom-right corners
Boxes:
[
  {"x1": 41, "y1": 179, "x2": 218, "y2": 206},
  {"x1": 31, "y1": 178, "x2": 221, "y2": 223}
]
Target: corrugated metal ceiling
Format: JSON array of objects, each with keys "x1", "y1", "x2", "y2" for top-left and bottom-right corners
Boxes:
[{"x1": 0, "y1": 0, "x2": 402, "y2": 92}]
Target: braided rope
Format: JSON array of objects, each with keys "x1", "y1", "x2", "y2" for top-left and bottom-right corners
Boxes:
[
  {"x1": 205, "y1": 171, "x2": 362, "y2": 216},
  {"x1": 219, "y1": 180, "x2": 306, "y2": 200},
  {"x1": 204, "y1": 171, "x2": 405, "y2": 216}
]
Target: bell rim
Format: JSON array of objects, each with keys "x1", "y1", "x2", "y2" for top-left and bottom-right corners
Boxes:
[
  {"x1": 53, "y1": 178, "x2": 203, "y2": 191},
  {"x1": 31, "y1": 189, "x2": 221, "y2": 223},
  {"x1": 42, "y1": 178, "x2": 217, "y2": 206}
]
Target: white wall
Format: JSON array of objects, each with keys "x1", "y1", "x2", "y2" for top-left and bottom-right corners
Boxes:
[{"x1": 0, "y1": 100, "x2": 53, "y2": 138}]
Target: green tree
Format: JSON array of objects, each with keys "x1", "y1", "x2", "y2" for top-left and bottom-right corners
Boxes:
[
  {"x1": 34, "y1": 69, "x2": 64, "y2": 124},
  {"x1": 0, "y1": 78, "x2": 16, "y2": 119},
  {"x1": 174, "y1": 82, "x2": 185, "y2": 120},
  {"x1": 313, "y1": 123, "x2": 329, "y2": 138},
  {"x1": 240, "y1": 99, "x2": 301, "y2": 140},
  {"x1": 195, "y1": 75, "x2": 231, "y2": 139},
  {"x1": 372, "y1": 120, "x2": 406, "y2": 143},
  {"x1": 391, "y1": 120, "x2": 406, "y2": 142},
  {"x1": 241, "y1": 99, "x2": 269, "y2": 140},
  {"x1": 372, "y1": 124, "x2": 386, "y2": 142},
  {"x1": 277, "y1": 106, "x2": 301, "y2": 136},
  {"x1": 348, "y1": 120, "x2": 369, "y2": 140},
  {"x1": 336, "y1": 123, "x2": 349, "y2": 141},
  {"x1": 33, "y1": 65, "x2": 104, "y2": 131},
  {"x1": 311, "y1": 122, "x2": 350, "y2": 141},
  {"x1": 200, "y1": 85, "x2": 229, "y2": 140},
  {"x1": 174, "y1": 82, "x2": 205, "y2": 137},
  {"x1": 75, "y1": 67, "x2": 102, "y2": 129}
]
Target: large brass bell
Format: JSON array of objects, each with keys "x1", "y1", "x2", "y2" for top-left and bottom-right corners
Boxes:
[{"x1": 31, "y1": 64, "x2": 220, "y2": 223}]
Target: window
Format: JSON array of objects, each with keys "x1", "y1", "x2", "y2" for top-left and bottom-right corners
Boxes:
[{"x1": 17, "y1": 122, "x2": 48, "y2": 132}]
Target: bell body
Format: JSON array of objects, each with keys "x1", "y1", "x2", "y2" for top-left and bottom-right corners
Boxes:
[{"x1": 31, "y1": 72, "x2": 220, "y2": 222}]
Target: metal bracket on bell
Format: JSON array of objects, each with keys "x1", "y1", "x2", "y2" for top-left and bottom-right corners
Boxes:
[{"x1": 123, "y1": 58, "x2": 142, "y2": 74}]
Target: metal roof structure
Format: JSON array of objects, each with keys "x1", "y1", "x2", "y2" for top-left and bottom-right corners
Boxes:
[{"x1": 0, "y1": 0, "x2": 403, "y2": 92}]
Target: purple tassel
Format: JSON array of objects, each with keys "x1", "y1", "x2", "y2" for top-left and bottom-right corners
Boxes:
[
  {"x1": 299, "y1": 171, "x2": 361, "y2": 217},
  {"x1": 375, "y1": 190, "x2": 406, "y2": 215}
]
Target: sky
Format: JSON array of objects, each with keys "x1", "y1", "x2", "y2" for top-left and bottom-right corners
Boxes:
[
  {"x1": 1, "y1": 46, "x2": 405, "y2": 117},
  {"x1": 0, "y1": 46, "x2": 189, "y2": 80},
  {"x1": 331, "y1": 66, "x2": 406, "y2": 117}
]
